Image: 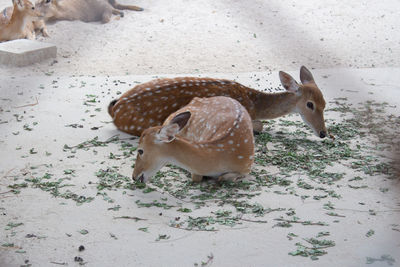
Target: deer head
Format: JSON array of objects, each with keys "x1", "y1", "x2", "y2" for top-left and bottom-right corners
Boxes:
[
  {"x1": 13, "y1": 0, "x2": 41, "y2": 17},
  {"x1": 279, "y1": 66, "x2": 327, "y2": 138},
  {"x1": 133, "y1": 111, "x2": 191, "y2": 183},
  {"x1": 35, "y1": 0, "x2": 59, "y2": 19}
]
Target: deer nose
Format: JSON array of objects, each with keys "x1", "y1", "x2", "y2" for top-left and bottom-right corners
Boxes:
[
  {"x1": 134, "y1": 174, "x2": 145, "y2": 183},
  {"x1": 319, "y1": 131, "x2": 327, "y2": 138}
]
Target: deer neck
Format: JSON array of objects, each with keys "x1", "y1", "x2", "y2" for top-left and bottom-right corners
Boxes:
[
  {"x1": 45, "y1": 3, "x2": 67, "y2": 21},
  {"x1": 160, "y1": 138, "x2": 207, "y2": 172},
  {"x1": 55, "y1": 5, "x2": 69, "y2": 19},
  {"x1": 8, "y1": 7, "x2": 28, "y2": 34},
  {"x1": 249, "y1": 89, "x2": 299, "y2": 120}
]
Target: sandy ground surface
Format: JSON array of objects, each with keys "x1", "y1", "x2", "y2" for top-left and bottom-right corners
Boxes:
[
  {"x1": 0, "y1": 69, "x2": 399, "y2": 267},
  {"x1": 1, "y1": 0, "x2": 400, "y2": 266},
  {"x1": 0, "y1": 0, "x2": 400, "y2": 76}
]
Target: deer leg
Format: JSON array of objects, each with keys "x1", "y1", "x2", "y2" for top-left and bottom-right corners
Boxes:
[
  {"x1": 102, "y1": 11, "x2": 113, "y2": 23},
  {"x1": 191, "y1": 173, "x2": 203, "y2": 183},
  {"x1": 217, "y1": 172, "x2": 244, "y2": 182},
  {"x1": 108, "y1": 0, "x2": 144, "y2": 11},
  {"x1": 34, "y1": 20, "x2": 49, "y2": 37},
  {"x1": 41, "y1": 27, "x2": 50, "y2": 37},
  {"x1": 24, "y1": 29, "x2": 35, "y2": 40},
  {"x1": 252, "y1": 120, "x2": 263, "y2": 134},
  {"x1": 112, "y1": 8, "x2": 124, "y2": 18}
]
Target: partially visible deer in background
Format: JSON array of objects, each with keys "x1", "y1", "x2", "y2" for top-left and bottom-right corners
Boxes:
[
  {"x1": 35, "y1": 0, "x2": 143, "y2": 24},
  {"x1": 1, "y1": 3, "x2": 48, "y2": 39},
  {"x1": 109, "y1": 66, "x2": 328, "y2": 138},
  {"x1": 132, "y1": 96, "x2": 255, "y2": 183},
  {"x1": 0, "y1": 0, "x2": 42, "y2": 42}
]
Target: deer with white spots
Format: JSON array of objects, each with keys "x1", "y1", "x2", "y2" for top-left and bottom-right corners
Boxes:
[
  {"x1": 108, "y1": 66, "x2": 327, "y2": 138},
  {"x1": 0, "y1": 0, "x2": 42, "y2": 42},
  {"x1": 109, "y1": 66, "x2": 328, "y2": 138},
  {"x1": 132, "y1": 96, "x2": 254, "y2": 183}
]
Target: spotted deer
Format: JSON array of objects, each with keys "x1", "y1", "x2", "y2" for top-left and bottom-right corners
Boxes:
[
  {"x1": 109, "y1": 66, "x2": 328, "y2": 138},
  {"x1": 0, "y1": 0, "x2": 42, "y2": 42},
  {"x1": 132, "y1": 96, "x2": 254, "y2": 183},
  {"x1": 35, "y1": 0, "x2": 143, "y2": 24}
]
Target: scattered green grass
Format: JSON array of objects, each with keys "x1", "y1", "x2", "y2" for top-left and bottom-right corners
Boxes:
[
  {"x1": 194, "y1": 253, "x2": 214, "y2": 266},
  {"x1": 79, "y1": 229, "x2": 89, "y2": 235},
  {"x1": 155, "y1": 234, "x2": 170, "y2": 241},
  {"x1": 366, "y1": 254, "x2": 396, "y2": 265},
  {"x1": 366, "y1": 229, "x2": 375, "y2": 237},
  {"x1": 5, "y1": 97, "x2": 399, "y2": 261},
  {"x1": 289, "y1": 233, "x2": 336, "y2": 260},
  {"x1": 5, "y1": 222, "x2": 23, "y2": 230},
  {"x1": 135, "y1": 200, "x2": 174, "y2": 209}
]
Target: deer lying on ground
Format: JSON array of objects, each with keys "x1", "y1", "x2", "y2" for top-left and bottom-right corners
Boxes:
[
  {"x1": 1, "y1": 3, "x2": 48, "y2": 38},
  {"x1": 35, "y1": 0, "x2": 143, "y2": 24},
  {"x1": 0, "y1": 0, "x2": 42, "y2": 42},
  {"x1": 132, "y1": 96, "x2": 255, "y2": 183},
  {"x1": 109, "y1": 66, "x2": 328, "y2": 138}
]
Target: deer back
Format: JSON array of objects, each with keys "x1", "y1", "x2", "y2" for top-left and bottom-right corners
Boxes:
[
  {"x1": 132, "y1": 96, "x2": 255, "y2": 182},
  {"x1": 0, "y1": 6, "x2": 13, "y2": 24},
  {"x1": 109, "y1": 77, "x2": 256, "y2": 136},
  {"x1": 36, "y1": 0, "x2": 107, "y2": 22},
  {"x1": 167, "y1": 96, "x2": 251, "y2": 144},
  {"x1": 170, "y1": 96, "x2": 254, "y2": 176}
]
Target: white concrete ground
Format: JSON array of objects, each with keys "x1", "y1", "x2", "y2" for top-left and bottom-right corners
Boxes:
[{"x1": 0, "y1": 0, "x2": 399, "y2": 266}]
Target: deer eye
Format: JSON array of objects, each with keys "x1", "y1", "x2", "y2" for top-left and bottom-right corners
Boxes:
[
  {"x1": 46, "y1": 0, "x2": 51, "y2": 3},
  {"x1": 306, "y1": 102, "x2": 314, "y2": 110},
  {"x1": 32, "y1": 7, "x2": 35, "y2": 9},
  {"x1": 138, "y1": 149, "x2": 144, "y2": 156}
]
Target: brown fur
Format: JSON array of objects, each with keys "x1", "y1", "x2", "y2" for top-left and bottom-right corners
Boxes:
[
  {"x1": 35, "y1": 0, "x2": 143, "y2": 24},
  {"x1": 109, "y1": 67, "x2": 328, "y2": 138},
  {"x1": 0, "y1": 0, "x2": 42, "y2": 42},
  {"x1": 132, "y1": 96, "x2": 254, "y2": 183},
  {"x1": 1, "y1": 4, "x2": 48, "y2": 39}
]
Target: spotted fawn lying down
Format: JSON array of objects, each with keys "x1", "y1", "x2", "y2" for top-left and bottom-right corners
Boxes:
[
  {"x1": 109, "y1": 66, "x2": 328, "y2": 138},
  {"x1": 132, "y1": 96, "x2": 254, "y2": 183}
]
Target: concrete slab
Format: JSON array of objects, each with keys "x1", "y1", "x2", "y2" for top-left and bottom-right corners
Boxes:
[{"x1": 0, "y1": 39, "x2": 56, "y2": 67}]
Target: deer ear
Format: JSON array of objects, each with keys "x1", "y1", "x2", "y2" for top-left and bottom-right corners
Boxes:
[
  {"x1": 300, "y1": 66, "x2": 315, "y2": 84},
  {"x1": 170, "y1": 111, "x2": 191, "y2": 130},
  {"x1": 14, "y1": 0, "x2": 24, "y2": 9},
  {"x1": 156, "y1": 111, "x2": 191, "y2": 143},
  {"x1": 157, "y1": 123, "x2": 180, "y2": 143},
  {"x1": 279, "y1": 71, "x2": 299, "y2": 93}
]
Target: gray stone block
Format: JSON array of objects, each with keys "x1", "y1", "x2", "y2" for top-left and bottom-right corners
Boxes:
[{"x1": 0, "y1": 39, "x2": 57, "y2": 67}]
